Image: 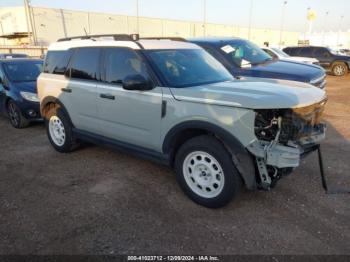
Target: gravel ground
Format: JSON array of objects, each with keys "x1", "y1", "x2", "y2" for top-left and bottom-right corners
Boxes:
[{"x1": 0, "y1": 75, "x2": 349, "y2": 255}]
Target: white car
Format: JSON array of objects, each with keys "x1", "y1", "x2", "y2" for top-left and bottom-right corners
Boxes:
[{"x1": 262, "y1": 47, "x2": 319, "y2": 65}]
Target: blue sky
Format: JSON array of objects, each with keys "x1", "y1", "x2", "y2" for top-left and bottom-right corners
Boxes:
[{"x1": 0, "y1": 0, "x2": 349, "y2": 32}]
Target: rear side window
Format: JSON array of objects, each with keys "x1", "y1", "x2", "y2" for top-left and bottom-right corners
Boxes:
[
  {"x1": 298, "y1": 47, "x2": 312, "y2": 57},
  {"x1": 69, "y1": 48, "x2": 100, "y2": 81},
  {"x1": 44, "y1": 50, "x2": 72, "y2": 74},
  {"x1": 313, "y1": 48, "x2": 330, "y2": 57},
  {"x1": 103, "y1": 48, "x2": 149, "y2": 84},
  {"x1": 283, "y1": 47, "x2": 294, "y2": 55}
]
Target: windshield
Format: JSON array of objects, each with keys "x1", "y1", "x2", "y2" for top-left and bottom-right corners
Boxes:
[
  {"x1": 3, "y1": 61, "x2": 42, "y2": 82},
  {"x1": 145, "y1": 49, "x2": 233, "y2": 88},
  {"x1": 271, "y1": 48, "x2": 290, "y2": 58},
  {"x1": 328, "y1": 48, "x2": 343, "y2": 55},
  {"x1": 221, "y1": 40, "x2": 272, "y2": 67}
]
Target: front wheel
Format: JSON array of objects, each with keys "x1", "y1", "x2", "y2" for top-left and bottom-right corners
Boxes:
[
  {"x1": 7, "y1": 100, "x2": 29, "y2": 129},
  {"x1": 332, "y1": 62, "x2": 348, "y2": 76},
  {"x1": 174, "y1": 135, "x2": 241, "y2": 208}
]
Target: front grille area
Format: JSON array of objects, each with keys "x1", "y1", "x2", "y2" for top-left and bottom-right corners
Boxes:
[
  {"x1": 281, "y1": 99, "x2": 327, "y2": 142},
  {"x1": 255, "y1": 99, "x2": 327, "y2": 145}
]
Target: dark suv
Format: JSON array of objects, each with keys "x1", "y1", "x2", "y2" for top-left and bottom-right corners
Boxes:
[{"x1": 283, "y1": 46, "x2": 350, "y2": 76}]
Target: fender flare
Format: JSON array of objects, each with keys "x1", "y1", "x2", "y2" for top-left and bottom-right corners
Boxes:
[
  {"x1": 40, "y1": 96, "x2": 73, "y2": 125},
  {"x1": 163, "y1": 120, "x2": 257, "y2": 190}
]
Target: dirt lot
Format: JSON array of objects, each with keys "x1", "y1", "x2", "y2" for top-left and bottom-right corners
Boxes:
[{"x1": 0, "y1": 75, "x2": 349, "y2": 255}]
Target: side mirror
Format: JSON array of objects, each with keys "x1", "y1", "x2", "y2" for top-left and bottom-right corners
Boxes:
[{"x1": 122, "y1": 74, "x2": 153, "y2": 91}]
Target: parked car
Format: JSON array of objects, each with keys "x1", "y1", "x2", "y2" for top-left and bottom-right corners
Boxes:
[
  {"x1": 187, "y1": 37, "x2": 326, "y2": 89},
  {"x1": 38, "y1": 34, "x2": 327, "y2": 208},
  {"x1": 283, "y1": 46, "x2": 350, "y2": 76},
  {"x1": 0, "y1": 53, "x2": 29, "y2": 59},
  {"x1": 0, "y1": 58, "x2": 43, "y2": 128},
  {"x1": 262, "y1": 47, "x2": 319, "y2": 65}
]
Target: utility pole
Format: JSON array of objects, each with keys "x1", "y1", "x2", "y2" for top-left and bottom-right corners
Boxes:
[
  {"x1": 279, "y1": 0, "x2": 287, "y2": 48},
  {"x1": 0, "y1": 20, "x2": 5, "y2": 45},
  {"x1": 203, "y1": 0, "x2": 207, "y2": 36},
  {"x1": 136, "y1": 0, "x2": 139, "y2": 34},
  {"x1": 322, "y1": 11, "x2": 329, "y2": 46},
  {"x1": 24, "y1": 0, "x2": 34, "y2": 45},
  {"x1": 248, "y1": 0, "x2": 253, "y2": 40},
  {"x1": 304, "y1": 7, "x2": 311, "y2": 41},
  {"x1": 336, "y1": 15, "x2": 344, "y2": 48}
]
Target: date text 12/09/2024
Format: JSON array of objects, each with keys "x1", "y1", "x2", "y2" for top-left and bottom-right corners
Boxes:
[{"x1": 127, "y1": 256, "x2": 220, "y2": 261}]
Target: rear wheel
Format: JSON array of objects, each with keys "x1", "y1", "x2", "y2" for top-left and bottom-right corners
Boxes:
[
  {"x1": 45, "y1": 104, "x2": 77, "y2": 153},
  {"x1": 7, "y1": 100, "x2": 29, "y2": 129},
  {"x1": 174, "y1": 135, "x2": 241, "y2": 208},
  {"x1": 332, "y1": 62, "x2": 348, "y2": 76}
]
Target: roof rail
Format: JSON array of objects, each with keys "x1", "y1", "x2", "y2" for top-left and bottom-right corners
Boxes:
[
  {"x1": 57, "y1": 34, "x2": 140, "y2": 42},
  {"x1": 140, "y1": 37, "x2": 187, "y2": 42}
]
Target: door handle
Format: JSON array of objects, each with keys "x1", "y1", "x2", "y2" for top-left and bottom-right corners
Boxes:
[
  {"x1": 61, "y1": 88, "x2": 72, "y2": 93},
  {"x1": 100, "y1": 93, "x2": 115, "y2": 100}
]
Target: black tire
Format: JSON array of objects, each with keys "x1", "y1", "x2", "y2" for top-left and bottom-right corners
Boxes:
[
  {"x1": 7, "y1": 100, "x2": 30, "y2": 129},
  {"x1": 331, "y1": 62, "x2": 348, "y2": 76},
  {"x1": 174, "y1": 135, "x2": 242, "y2": 208},
  {"x1": 45, "y1": 103, "x2": 77, "y2": 153}
]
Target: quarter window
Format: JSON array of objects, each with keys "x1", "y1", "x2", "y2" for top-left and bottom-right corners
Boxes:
[
  {"x1": 103, "y1": 48, "x2": 149, "y2": 84},
  {"x1": 69, "y1": 48, "x2": 100, "y2": 81},
  {"x1": 44, "y1": 50, "x2": 72, "y2": 74}
]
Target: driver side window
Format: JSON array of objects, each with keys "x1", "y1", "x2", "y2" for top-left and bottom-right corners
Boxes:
[{"x1": 103, "y1": 48, "x2": 150, "y2": 84}]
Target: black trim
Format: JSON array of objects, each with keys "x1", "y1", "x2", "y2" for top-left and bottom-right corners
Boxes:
[
  {"x1": 73, "y1": 128, "x2": 170, "y2": 166},
  {"x1": 163, "y1": 120, "x2": 257, "y2": 190},
  {"x1": 58, "y1": 34, "x2": 140, "y2": 42},
  {"x1": 161, "y1": 100, "x2": 167, "y2": 118}
]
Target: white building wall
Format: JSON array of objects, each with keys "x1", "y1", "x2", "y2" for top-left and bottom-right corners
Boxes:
[{"x1": 1, "y1": 6, "x2": 301, "y2": 47}]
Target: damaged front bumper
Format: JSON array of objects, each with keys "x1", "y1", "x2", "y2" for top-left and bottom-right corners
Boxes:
[{"x1": 246, "y1": 123, "x2": 326, "y2": 189}]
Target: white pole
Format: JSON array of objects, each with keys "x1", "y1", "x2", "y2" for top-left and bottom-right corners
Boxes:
[
  {"x1": 337, "y1": 15, "x2": 344, "y2": 47},
  {"x1": 279, "y1": 0, "x2": 287, "y2": 48},
  {"x1": 304, "y1": 7, "x2": 311, "y2": 41},
  {"x1": 136, "y1": 0, "x2": 139, "y2": 34},
  {"x1": 322, "y1": 11, "x2": 329, "y2": 46},
  {"x1": 203, "y1": 0, "x2": 207, "y2": 36},
  {"x1": 248, "y1": 0, "x2": 253, "y2": 40}
]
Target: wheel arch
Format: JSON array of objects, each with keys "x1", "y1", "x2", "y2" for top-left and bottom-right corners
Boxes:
[
  {"x1": 40, "y1": 96, "x2": 73, "y2": 125},
  {"x1": 163, "y1": 120, "x2": 257, "y2": 190},
  {"x1": 332, "y1": 60, "x2": 350, "y2": 69}
]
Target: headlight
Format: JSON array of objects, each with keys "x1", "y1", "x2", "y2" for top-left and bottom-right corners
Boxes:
[{"x1": 20, "y1": 91, "x2": 39, "y2": 102}]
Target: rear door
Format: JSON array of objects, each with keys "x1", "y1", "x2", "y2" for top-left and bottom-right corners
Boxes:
[
  {"x1": 96, "y1": 47, "x2": 162, "y2": 151},
  {"x1": 313, "y1": 48, "x2": 332, "y2": 69}
]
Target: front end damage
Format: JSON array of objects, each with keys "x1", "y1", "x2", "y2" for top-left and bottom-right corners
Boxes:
[{"x1": 246, "y1": 99, "x2": 327, "y2": 189}]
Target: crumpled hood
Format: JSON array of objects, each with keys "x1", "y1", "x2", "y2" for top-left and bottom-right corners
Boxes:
[
  {"x1": 170, "y1": 78, "x2": 327, "y2": 109},
  {"x1": 11, "y1": 81, "x2": 37, "y2": 93}
]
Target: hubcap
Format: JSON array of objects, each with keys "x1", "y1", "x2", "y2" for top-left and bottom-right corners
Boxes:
[
  {"x1": 8, "y1": 102, "x2": 20, "y2": 127},
  {"x1": 334, "y1": 65, "x2": 345, "y2": 76},
  {"x1": 183, "y1": 151, "x2": 225, "y2": 198},
  {"x1": 49, "y1": 116, "x2": 66, "y2": 146}
]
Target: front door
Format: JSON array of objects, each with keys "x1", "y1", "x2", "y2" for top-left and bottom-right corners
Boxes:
[
  {"x1": 96, "y1": 47, "x2": 162, "y2": 151},
  {"x1": 62, "y1": 47, "x2": 101, "y2": 133}
]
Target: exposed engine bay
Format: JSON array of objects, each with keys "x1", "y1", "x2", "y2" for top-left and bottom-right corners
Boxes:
[{"x1": 247, "y1": 99, "x2": 327, "y2": 189}]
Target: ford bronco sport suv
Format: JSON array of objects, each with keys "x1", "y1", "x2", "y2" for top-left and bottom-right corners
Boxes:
[{"x1": 37, "y1": 34, "x2": 327, "y2": 208}]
